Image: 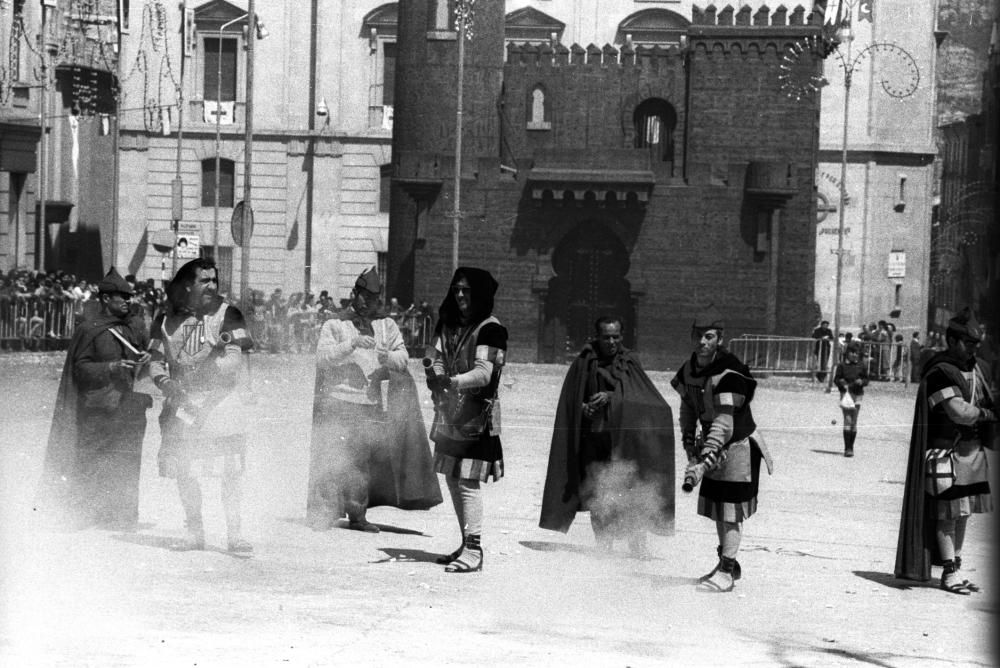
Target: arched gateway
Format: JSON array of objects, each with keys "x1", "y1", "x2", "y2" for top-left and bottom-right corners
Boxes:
[{"x1": 542, "y1": 221, "x2": 634, "y2": 361}]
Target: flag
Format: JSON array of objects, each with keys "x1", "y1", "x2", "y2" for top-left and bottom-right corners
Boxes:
[{"x1": 858, "y1": 1, "x2": 873, "y2": 23}]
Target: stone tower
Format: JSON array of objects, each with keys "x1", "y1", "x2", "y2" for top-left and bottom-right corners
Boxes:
[{"x1": 389, "y1": 1, "x2": 506, "y2": 301}]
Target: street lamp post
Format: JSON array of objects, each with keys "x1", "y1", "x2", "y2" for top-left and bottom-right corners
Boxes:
[
  {"x1": 450, "y1": 3, "x2": 469, "y2": 274},
  {"x1": 240, "y1": 0, "x2": 258, "y2": 314},
  {"x1": 821, "y1": 8, "x2": 919, "y2": 392},
  {"x1": 213, "y1": 12, "x2": 249, "y2": 261}
]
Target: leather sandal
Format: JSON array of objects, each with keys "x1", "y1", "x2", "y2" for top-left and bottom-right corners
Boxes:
[
  {"x1": 445, "y1": 534, "x2": 482, "y2": 573},
  {"x1": 435, "y1": 545, "x2": 464, "y2": 565},
  {"x1": 954, "y1": 556, "x2": 981, "y2": 592},
  {"x1": 940, "y1": 565, "x2": 971, "y2": 595},
  {"x1": 696, "y1": 570, "x2": 734, "y2": 593}
]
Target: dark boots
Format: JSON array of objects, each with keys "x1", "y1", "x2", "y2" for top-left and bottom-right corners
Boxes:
[{"x1": 844, "y1": 431, "x2": 856, "y2": 457}]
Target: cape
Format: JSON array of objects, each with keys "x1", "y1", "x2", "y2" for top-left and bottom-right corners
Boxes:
[
  {"x1": 893, "y1": 351, "x2": 969, "y2": 581},
  {"x1": 539, "y1": 344, "x2": 675, "y2": 534},
  {"x1": 34, "y1": 313, "x2": 126, "y2": 521},
  {"x1": 311, "y1": 364, "x2": 442, "y2": 512}
]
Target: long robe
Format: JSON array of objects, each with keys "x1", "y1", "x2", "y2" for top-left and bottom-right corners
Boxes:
[
  {"x1": 308, "y1": 313, "x2": 441, "y2": 526},
  {"x1": 35, "y1": 312, "x2": 150, "y2": 528},
  {"x1": 894, "y1": 352, "x2": 992, "y2": 581},
  {"x1": 539, "y1": 344, "x2": 675, "y2": 535}
]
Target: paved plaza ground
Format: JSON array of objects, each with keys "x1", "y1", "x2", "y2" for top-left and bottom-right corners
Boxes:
[{"x1": 1, "y1": 353, "x2": 997, "y2": 667}]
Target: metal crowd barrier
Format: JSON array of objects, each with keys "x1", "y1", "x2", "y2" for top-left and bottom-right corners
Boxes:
[
  {"x1": 397, "y1": 313, "x2": 434, "y2": 355},
  {"x1": 0, "y1": 297, "x2": 79, "y2": 351},
  {"x1": 728, "y1": 334, "x2": 912, "y2": 385}
]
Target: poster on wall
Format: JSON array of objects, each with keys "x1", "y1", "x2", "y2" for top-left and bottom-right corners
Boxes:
[{"x1": 888, "y1": 251, "x2": 906, "y2": 278}]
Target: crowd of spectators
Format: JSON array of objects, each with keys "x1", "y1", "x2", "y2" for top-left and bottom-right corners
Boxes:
[
  {"x1": 812, "y1": 318, "x2": 941, "y2": 384},
  {"x1": 1, "y1": 267, "x2": 438, "y2": 356},
  {"x1": 0, "y1": 268, "x2": 166, "y2": 351},
  {"x1": 245, "y1": 288, "x2": 435, "y2": 355}
]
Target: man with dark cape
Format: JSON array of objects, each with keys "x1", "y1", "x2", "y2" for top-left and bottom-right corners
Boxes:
[
  {"x1": 307, "y1": 267, "x2": 441, "y2": 532},
  {"x1": 540, "y1": 316, "x2": 675, "y2": 557},
  {"x1": 35, "y1": 268, "x2": 152, "y2": 530},
  {"x1": 894, "y1": 307, "x2": 996, "y2": 593}
]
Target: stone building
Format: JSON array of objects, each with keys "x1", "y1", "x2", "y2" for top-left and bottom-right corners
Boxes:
[
  {"x1": 930, "y1": 2, "x2": 999, "y2": 338},
  {"x1": 812, "y1": 0, "x2": 941, "y2": 338},
  {"x1": 388, "y1": 2, "x2": 827, "y2": 367},
  {"x1": 1, "y1": 0, "x2": 120, "y2": 279},
  {"x1": 114, "y1": 0, "x2": 397, "y2": 298}
]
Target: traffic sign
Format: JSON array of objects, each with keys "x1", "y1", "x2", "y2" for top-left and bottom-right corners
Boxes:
[{"x1": 231, "y1": 201, "x2": 254, "y2": 247}]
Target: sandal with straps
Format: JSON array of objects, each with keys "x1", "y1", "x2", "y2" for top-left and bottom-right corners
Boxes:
[
  {"x1": 445, "y1": 534, "x2": 483, "y2": 573},
  {"x1": 435, "y1": 545, "x2": 464, "y2": 565},
  {"x1": 954, "y1": 556, "x2": 981, "y2": 593},
  {"x1": 940, "y1": 568, "x2": 971, "y2": 595}
]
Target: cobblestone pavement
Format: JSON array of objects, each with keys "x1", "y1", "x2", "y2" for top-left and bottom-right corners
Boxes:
[{"x1": 0, "y1": 353, "x2": 996, "y2": 667}]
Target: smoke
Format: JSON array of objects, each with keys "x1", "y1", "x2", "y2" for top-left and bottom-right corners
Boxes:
[{"x1": 582, "y1": 459, "x2": 670, "y2": 536}]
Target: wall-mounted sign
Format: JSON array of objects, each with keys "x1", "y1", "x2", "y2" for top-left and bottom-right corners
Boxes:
[{"x1": 888, "y1": 251, "x2": 906, "y2": 278}]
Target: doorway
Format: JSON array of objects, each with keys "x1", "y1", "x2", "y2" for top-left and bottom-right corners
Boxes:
[{"x1": 545, "y1": 221, "x2": 633, "y2": 358}]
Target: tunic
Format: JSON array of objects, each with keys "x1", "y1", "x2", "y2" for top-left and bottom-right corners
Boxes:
[
  {"x1": 430, "y1": 317, "x2": 507, "y2": 482},
  {"x1": 671, "y1": 350, "x2": 773, "y2": 523},
  {"x1": 148, "y1": 299, "x2": 252, "y2": 479}
]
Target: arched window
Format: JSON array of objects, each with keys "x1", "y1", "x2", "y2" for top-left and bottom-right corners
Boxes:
[
  {"x1": 633, "y1": 99, "x2": 676, "y2": 163},
  {"x1": 201, "y1": 158, "x2": 235, "y2": 207},
  {"x1": 527, "y1": 84, "x2": 551, "y2": 130},
  {"x1": 363, "y1": 3, "x2": 398, "y2": 128}
]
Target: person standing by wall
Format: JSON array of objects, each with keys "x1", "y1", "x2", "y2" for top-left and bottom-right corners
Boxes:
[{"x1": 811, "y1": 319, "x2": 833, "y2": 382}]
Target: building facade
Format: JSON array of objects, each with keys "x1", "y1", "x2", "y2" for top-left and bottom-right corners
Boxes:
[
  {"x1": 813, "y1": 1, "x2": 940, "y2": 336},
  {"x1": 1, "y1": 0, "x2": 120, "y2": 280},
  {"x1": 388, "y1": 1, "x2": 828, "y2": 367},
  {"x1": 115, "y1": 0, "x2": 397, "y2": 299},
  {"x1": 930, "y1": 1, "x2": 999, "y2": 339}
]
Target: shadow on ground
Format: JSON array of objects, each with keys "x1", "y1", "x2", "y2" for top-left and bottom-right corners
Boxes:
[
  {"x1": 112, "y1": 532, "x2": 252, "y2": 559},
  {"x1": 370, "y1": 548, "x2": 442, "y2": 564},
  {"x1": 280, "y1": 516, "x2": 427, "y2": 536},
  {"x1": 853, "y1": 569, "x2": 932, "y2": 591}
]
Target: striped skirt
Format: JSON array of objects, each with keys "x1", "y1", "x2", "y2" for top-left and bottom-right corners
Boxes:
[
  {"x1": 433, "y1": 452, "x2": 503, "y2": 482},
  {"x1": 934, "y1": 493, "x2": 993, "y2": 520},
  {"x1": 432, "y1": 432, "x2": 504, "y2": 483},
  {"x1": 697, "y1": 445, "x2": 762, "y2": 523}
]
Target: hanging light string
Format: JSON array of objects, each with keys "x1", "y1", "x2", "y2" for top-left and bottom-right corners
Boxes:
[
  {"x1": 454, "y1": 0, "x2": 476, "y2": 40},
  {"x1": 120, "y1": 0, "x2": 180, "y2": 133}
]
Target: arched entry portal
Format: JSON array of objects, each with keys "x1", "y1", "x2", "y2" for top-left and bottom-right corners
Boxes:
[{"x1": 545, "y1": 221, "x2": 634, "y2": 357}]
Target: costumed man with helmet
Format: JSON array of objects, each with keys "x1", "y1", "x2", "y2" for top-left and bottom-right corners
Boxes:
[
  {"x1": 35, "y1": 268, "x2": 152, "y2": 530},
  {"x1": 895, "y1": 307, "x2": 997, "y2": 594},
  {"x1": 148, "y1": 258, "x2": 254, "y2": 553},
  {"x1": 671, "y1": 305, "x2": 773, "y2": 593},
  {"x1": 306, "y1": 267, "x2": 441, "y2": 533}
]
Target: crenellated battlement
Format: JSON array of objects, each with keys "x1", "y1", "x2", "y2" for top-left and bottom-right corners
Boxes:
[
  {"x1": 691, "y1": 3, "x2": 827, "y2": 27},
  {"x1": 505, "y1": 41, "x2": 684, "y2": 68}
]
